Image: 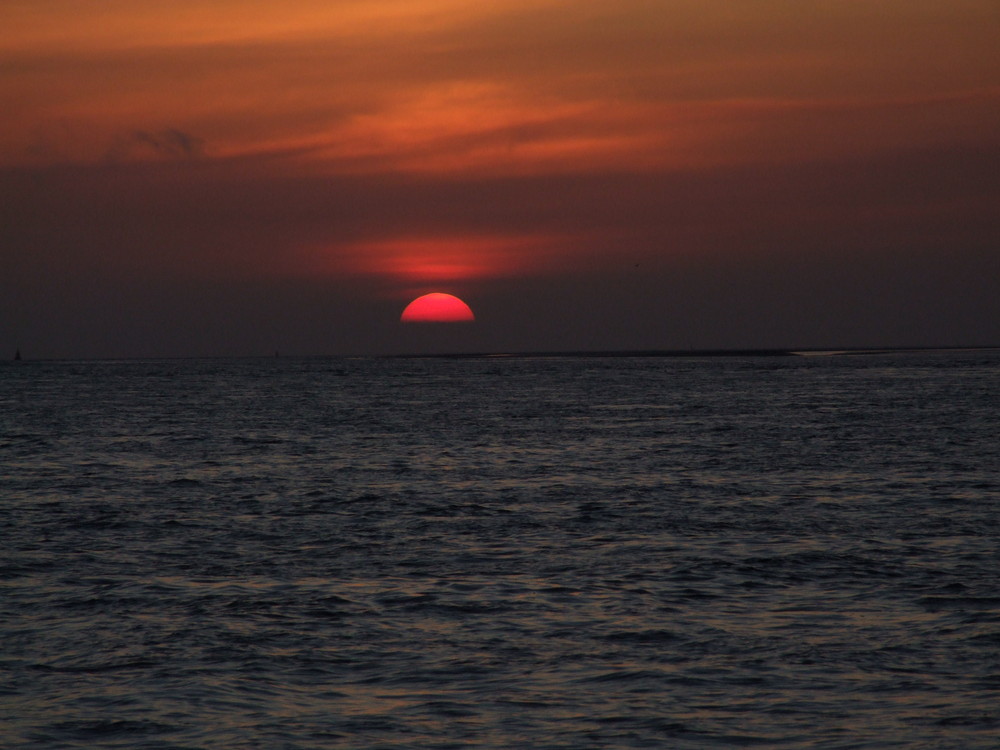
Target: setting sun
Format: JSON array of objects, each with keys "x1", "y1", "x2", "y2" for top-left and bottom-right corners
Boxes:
[{"x1": 400, "y1": 293, "x2": 475, "y2": 323}]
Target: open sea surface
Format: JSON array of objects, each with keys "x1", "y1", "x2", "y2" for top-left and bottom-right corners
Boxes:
[{"x1": 2, "y1": 351, "x2": 998, "y2": 749}]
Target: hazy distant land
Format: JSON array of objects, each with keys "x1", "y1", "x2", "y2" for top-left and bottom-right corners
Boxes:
[{"x1": 394, "y1": 346, "x2": 999, "y2": 359}]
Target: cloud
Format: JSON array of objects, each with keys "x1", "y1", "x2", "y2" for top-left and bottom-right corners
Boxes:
[{"x1": 105, "y1": 128, "x2": 206, "y2": 163}]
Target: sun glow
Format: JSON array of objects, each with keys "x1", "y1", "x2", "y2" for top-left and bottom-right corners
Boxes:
[{"x1": 324, "y1": 234, "x2": 568, "y2": 282}]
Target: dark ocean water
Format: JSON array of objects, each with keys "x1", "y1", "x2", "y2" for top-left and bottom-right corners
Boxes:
[{"x1": 2, "y1": 351, "x2": 998, "y2": 749}]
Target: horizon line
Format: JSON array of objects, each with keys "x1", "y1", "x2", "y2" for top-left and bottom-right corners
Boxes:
[{"x1": 7, "y1": 345, "x2": 999, "y2": 363}]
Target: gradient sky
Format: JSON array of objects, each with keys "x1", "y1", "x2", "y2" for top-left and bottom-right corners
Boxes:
[{"x1": 3, "y1": 0, "x2": 998, "y2": 357}]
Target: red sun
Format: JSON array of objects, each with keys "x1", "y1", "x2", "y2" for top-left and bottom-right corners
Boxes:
[{"x1": 400, "y1": 293, "x2": 475, "y2": 323}]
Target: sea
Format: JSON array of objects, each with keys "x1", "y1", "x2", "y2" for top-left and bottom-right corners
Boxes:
[{"x1": 2, "y1": 351, "x2": 998, "y2": 749}]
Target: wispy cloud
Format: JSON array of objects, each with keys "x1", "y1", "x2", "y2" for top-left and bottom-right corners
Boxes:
[{"x1": 106, "y1": 128, "x2": 206, "y2": 163}]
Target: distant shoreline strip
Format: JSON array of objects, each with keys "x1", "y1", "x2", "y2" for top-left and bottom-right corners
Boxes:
[{"x1": 395, "y1": 346, "x2": 998, "y2": 359}]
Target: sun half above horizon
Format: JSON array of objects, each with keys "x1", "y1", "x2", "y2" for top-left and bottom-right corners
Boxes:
[{"x1": 400, "y1": 293, "x2": 475, "y2": 323}]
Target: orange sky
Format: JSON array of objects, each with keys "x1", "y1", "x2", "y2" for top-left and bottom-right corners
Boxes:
[
  {"x1": 6, "y1": 1, "x2": 997, "y2": 171},
  {"x1": 2, "y1": 1, "x2": 999, "y2": 355}
]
